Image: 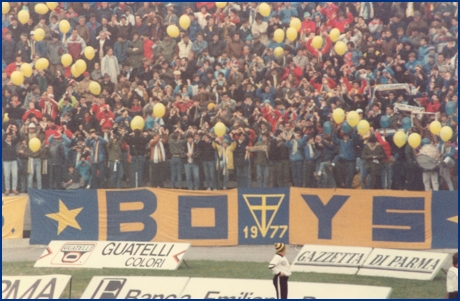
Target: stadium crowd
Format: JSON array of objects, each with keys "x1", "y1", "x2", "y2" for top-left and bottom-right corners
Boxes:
[{"x1": 1, "y1": 2, "x2": 458, "y2": 194}]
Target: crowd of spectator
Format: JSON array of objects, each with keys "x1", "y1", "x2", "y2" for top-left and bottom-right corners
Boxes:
[{"x1": 2, "y1": 2, "x2": 458, "y2": 194}]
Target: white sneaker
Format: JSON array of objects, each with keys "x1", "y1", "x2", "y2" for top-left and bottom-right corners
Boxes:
[
  {"x1": 86, "y1": 184, "x2": 90, "y2": 189},
  {"x1": 213, "y1": 189, "x2": 217, "y2": 191},
  {"x1": 206, "y1": 188, "x2": 211, "y2": 191},
  {"x1": 318, "y1": 171, "x2": 322, "y2": 176}
]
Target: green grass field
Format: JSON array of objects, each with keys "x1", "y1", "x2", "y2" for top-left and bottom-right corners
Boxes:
[{"x1": 2, "y1": 260, "x2": 446, "y2": 299}]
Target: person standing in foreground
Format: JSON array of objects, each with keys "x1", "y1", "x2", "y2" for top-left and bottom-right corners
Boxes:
[
  {"x1": 446, "y1": 252, "x2": 458, "y2": 299},
  {"x1": 269, "y1": 243, "x2": 291, "y2": 299}
]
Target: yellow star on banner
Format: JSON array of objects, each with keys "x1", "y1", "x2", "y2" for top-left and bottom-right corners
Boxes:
[
  {"x1": 447, "y1": 216, "x2": 458, "y2": 224},
  {"x1": 45, "y1": 200, "x2": 83, "y2": 235}
]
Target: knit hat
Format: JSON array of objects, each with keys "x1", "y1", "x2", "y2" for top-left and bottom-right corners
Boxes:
[
  {"x1": 28, "y1": 123, "x2": 36, "y2": 129},
  {"x1": 246, "y1": 34, "x2": 253, "y2": 41},
  {"x1": 304, "y1": 12, "x2": 311, "y2": 18},
  {"x1": 54, "y1": 133, "x2": 61, "y2": 139},
  {"x1": 275, "y1": 243, "x2": 285, "y2": 254},
  {"x1": 222, "y1": 139, "x2": 229, "y2": 144}
]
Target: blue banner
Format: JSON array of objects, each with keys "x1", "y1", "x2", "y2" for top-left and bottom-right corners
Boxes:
[
  {"x1": 238, "y1": 188, "x2": 290, "y2": 245},
  {"x1": 431, "y1": 191, "x2": 458, "y2": 249},
  {"x1": 30, "y1": 189, "x2": 99, "y2": 244}
]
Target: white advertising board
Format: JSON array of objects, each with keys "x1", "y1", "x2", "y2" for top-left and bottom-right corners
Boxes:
[
  {"x1": 358, "y1": 248, "x2": 449, "y2": 280},
  {"x1": 34, "y1": 241, "x2": 190, "y2": 270},
  {"x1": 180, "y1": 277, "x2": 392, "y2": 299},
  {"x1": 81, "y1": 276, "x2": 190, "y2": 299},
  {"x1": 291, "y1": 244, "x2": 373, "y2": 275},
  {"x1": 2, "y1": 274, "x2": 71, "y2": 299}
]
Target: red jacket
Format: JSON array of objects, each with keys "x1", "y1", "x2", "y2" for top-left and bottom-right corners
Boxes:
[
  {"x1": 426, "y1": 101, "x2": 441, "y2": 113},
  {"x1": 22, "y1": 109, "x2": 42, "y2": 121},
  {"x1": 264, "y1": 110, "x2": 282, "y2": 132},
  {"x1": 305, "y1": 35, "x2": 332, "y2": 62},
  {"x1": 282, "y1": 66, "x2": 303, "y2": 85},
  {"x1": 375, "y1": 131, "x2": 391, "y2": 163},
  {"x1": 309, "y1": 77, "x2": 336, "y2": 92},
  {"x1": 143, "y1": 39, "x2": 154, "y2": 60},
  {"x1": 300, "y1": 20, "x2": 316, "y2": 35},
  {"x1": 343, "y1": 77, "x2": 367, "y2": 95},
  {"x1": 96, "y1": 110, "x2": 115, "y2": 129},
  {"x1": 196, "y1": 2, "x2": 215, "y2": 10},
  {"x1": 327, "y1": 13, "x2": 354, "y2": 33},
  {"x1": 319, "y1": 3, "x2": 339, "y2": 19},
  {"x1": 5, "y1": 62, "x2": 20, "y2": 77}
]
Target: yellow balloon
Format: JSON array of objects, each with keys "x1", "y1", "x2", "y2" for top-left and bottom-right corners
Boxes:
[
  {"x1": 20, "y1": 63, "x2": 33, "y2": 77},
  {"x1": 274, "y1": 28, "x2": 285, "y2": 43},
  {"x1": 259, "y1": 3, "x2": 271, "y2": 17},
  {"x1": 357, "y1": 120, "x2": 370, "y2": 136},
  {"x1": 84, "y1": 46, "x2": 95, "y2": 60},
  {"x1": 35, "y1": 3, "x2": 49, "y2": 15},
  {"x1": 215, "y1": 2, "x2": 227, "y2": 8},
  {"x1": 440, "y1": 126, "x2": 453, "y2": 142},
  {"x1": 311, "y1": 36, "x2": 323, "y2": 50},
  {"x1": 429, "y1": 121, "x2": 442, "y2": 135},
  {"x1": 34, "y1": 28, "x2": 45, "y2": 41},
  {"x1": 3, "y1": 113, "x2": 9, "y2": 123},
  {"x1": 89, "y1": 81, "x2": 101, "y2": 95},
  {"x1": 75, "y1": 59, "x2": 87, "y2": 74},
  {"x1": 18, "y1": 10, "x2": 30, "y2": 25},
  {"x1": 167, "y1": 25, "x2": 180, "y2": 38},
  {"x1": 329, "y1": 28, "x2": 340, "y2": 42},
  {"x1": 286, "y1": 27, "x2": 298, "y2": 42},
  {"x1": 131, "y1": 116, "x2": 145, "y2": 131},
  {"x1": 274, "y1": 47, "x2": 284, "y2": 58},
  {"x1": 214, "y1": 122, "x2": 226, "y2": 137},
  {"x1": 179, "y1": 15, "x2": 191, "y2": 30},
  {"x1": 334, "y1": 41, "x2": 347, "y2": 56},
  {"x1": 61, "y1": 54, "x2": 73, "y2": 67},
  {"x1": 290, "y1": 18, "x2": 301, "y2": 31},
  {"x1": 11, "y1": 71, "x2": 24, "y2": 86},
  {"x1": 346, "y1": 111, "x2": 360, "y2": 127},
  {"x1": 59, "y1": 19, "x2": 70, "y2": 34},
  {"x1": 393, "y1": 131, "x2": 407, "y2": 148},
  {"x1": 408, "y1": 133, "x2": 421, "y2": 148},
  {"x1": 70, "y1": 64, "x2": 80, "y2": 77},
  {"x1": 35, "y1": 58, "x2": 49, "y2": 70},
  {"x1": 46, "y1": 2, "x2": 58, "y2": 10},
  {"x1": 153, "y1": 103, "x2": 166, "y2": 118},
  {"x1": 2, "y1": 2, "x2": 10, "y2": 15},
  {"x1": 29, "y1": 138, "x2": 41, "y2": 152},
  {"x1": 332, "y1": 108, "x2": 345, "y2": 124}
]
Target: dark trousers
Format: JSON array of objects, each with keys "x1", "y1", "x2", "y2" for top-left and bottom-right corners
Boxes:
[
  {"x1": 90, "y1": 161, "x2": 106, "y2": 189},
  {"x1": 51, "y1": 165, "x2": 64, "y2": 190},
  {"x1": 273, "y1": 160, "x2": 290, "y2": 187},
  {"x1": 344, "y1": 160, "x2": 356, "y2": 188},
  {"x1": 273, "y1": 275, "x2": 288, "y2": 299},
  {"x1": 303, "y1": 160, "x2": 317, "y2": 188},
  {"x1": 150, "y1": 161, "x2": 167, "y2": 188},
  {"x1": 291, "y1": 161, "x2": 303, "y2": 187}
]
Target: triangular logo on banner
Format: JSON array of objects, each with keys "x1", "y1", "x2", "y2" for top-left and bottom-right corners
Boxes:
[
  {"x1": 242, "y1": 194, "x2": 284, "y2": 237},
  {"x1": 447, "y1": 216, "x2": 458, "y2": 224}
]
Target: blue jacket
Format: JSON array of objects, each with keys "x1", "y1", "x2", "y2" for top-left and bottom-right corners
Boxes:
[
  {"x1": 34, "y1": 41, "x2": 47, "y2": 59},
  {"x1": 188, "y1": 21, "x2": 202, "y2": 42},
  {"x1": 256, "y1": 87, "x2": 276, "y2": 106},
  {"x1": 76, "y1": 160, "x2": 91, "y2": 181},
  {"x1": 417, "y1": 45, "x2": 430, "y2": 62},
  {"x1": 279, "y1": 6, "x2": 298, "y2": 24},
  {"x1": 332, "y1": 131, "x2": 357, "y2": 161},
  {"x1": 405, "y1": 60, "x2": 421, "y2": 74},
  {"x1": 85, "y1": 136, "x2": 108, "y2": 163},
  {"x1": 191, "y1": 40, "x2": 208, "y2": 55},
  {"x1": 86, "y1": 21, "x2": 101, "y2": 47},
  {"x1": 302, "y1": 138, "x2": 320, "y2": 162},
  {"x1": 285, "y1": 138, "x2": 305, "y2": 162},
  {"x1": 439, "y1": 143, "x2": 456, "y2": 159},
  {"x1": 114, "y1": 40, "x2": 130, "y2": 64}
]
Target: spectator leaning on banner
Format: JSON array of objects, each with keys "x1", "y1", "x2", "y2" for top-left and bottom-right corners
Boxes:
[{"x1": 1, "y1": 2, "x2": 458, "y2": 193}]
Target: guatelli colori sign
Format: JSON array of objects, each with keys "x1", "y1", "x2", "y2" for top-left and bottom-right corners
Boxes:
[{"x1": 34, "y1": 241, "x2": 190, "y2": 270}]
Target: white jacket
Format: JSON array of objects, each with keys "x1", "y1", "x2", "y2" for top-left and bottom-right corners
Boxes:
[
  {"x1": 178, "y1": 40, "x2": 192, "y2": 59},
  {"x1": 269, "y1": 254, "x2": 292, "y2": 276}
]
